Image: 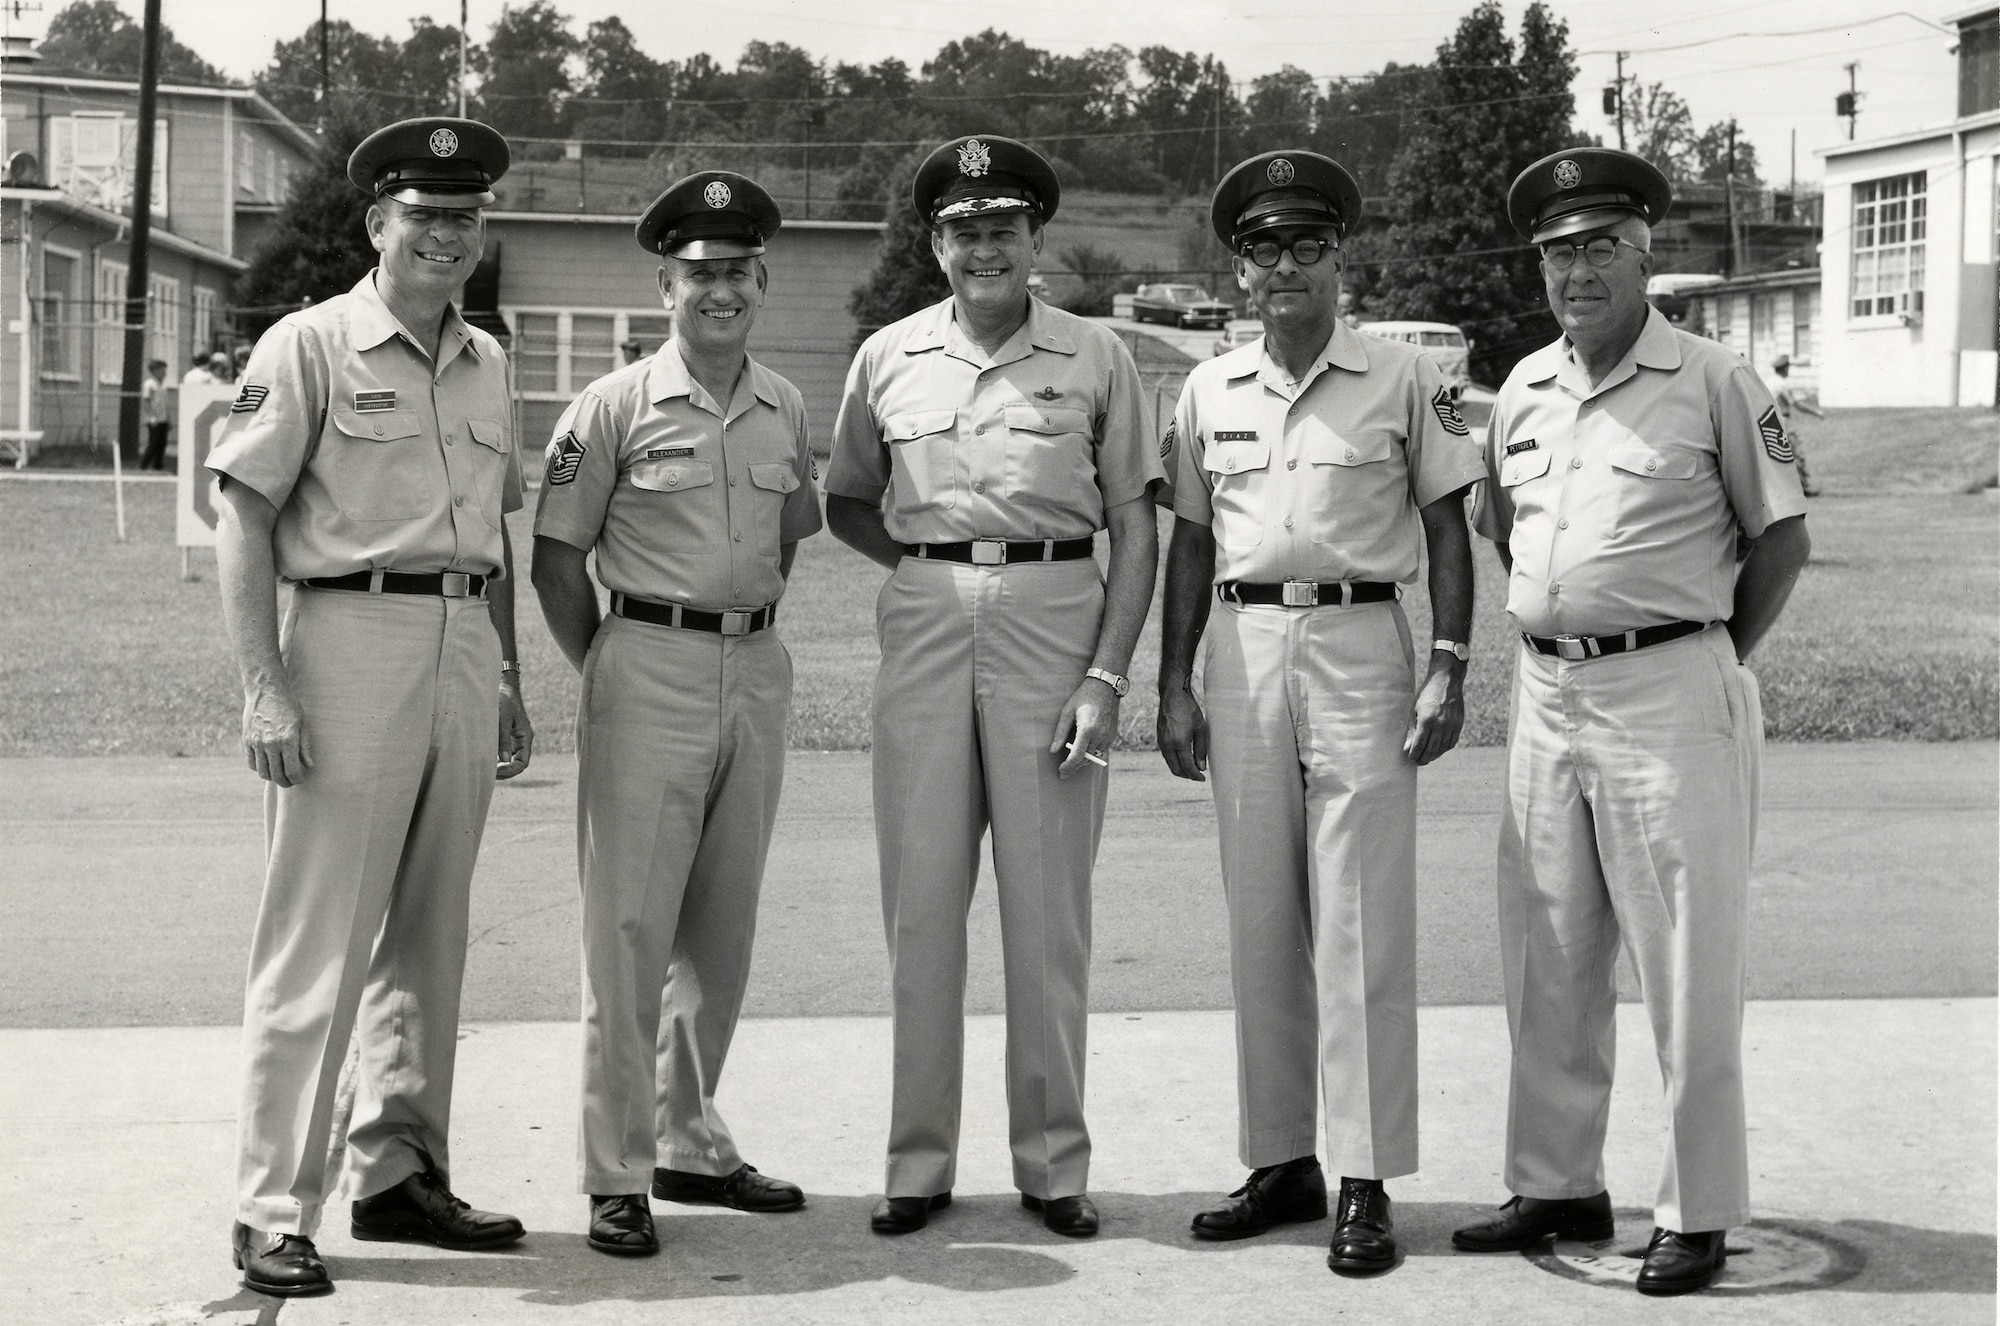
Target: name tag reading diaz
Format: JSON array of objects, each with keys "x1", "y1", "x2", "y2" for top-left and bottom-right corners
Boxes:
[
  {"x1": 353, "y1": 390, "x2": 397, "y2": 413},
  {"x1": 1213, "y1": 431, "x2": 1260, "y2": 442},
  {"x1": 645, "y1": 446, "x2": 696, "y2": 460}
]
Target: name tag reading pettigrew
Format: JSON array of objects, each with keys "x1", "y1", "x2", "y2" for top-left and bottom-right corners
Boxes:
[
  {"x1": 646, "y1": 446, "x2": 696, "y2": 460},
  {"x1": 1213, "y1": 431, "x2": 1259, "y2": 442},
  {"x1": 1505, "y1": 438, "x2": 1539, "y2": 456},
  {"x1": 353, "y1": 390, "x2": 397, "y2": 413}
]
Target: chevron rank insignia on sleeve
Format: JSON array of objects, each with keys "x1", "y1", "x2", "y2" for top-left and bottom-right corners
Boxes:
[
  {"x1": 545, "y1": 431, "x2": 586, "y2": 486},
  {"x1": 1431, "y1": 386, "x2": 1469, "y2": 436},
  {"x1": 1758, "y1": 406, "x2": 1793, "y2": 462}
]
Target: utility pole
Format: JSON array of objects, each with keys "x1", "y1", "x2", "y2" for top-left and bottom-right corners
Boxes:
[
  {"x1": 1724, "y1": 119, "x2": 1742, "y2": 278},
  {"x1": 458, "y1": 0, "x2": 468, "y2": 118},
  {"x1": 1615, "y1": 51, "x2": 1626, "y2": 150},
  {"x1": 115, "y1": 0, "x2": 162, "y2": 473},
  {"x1": 317, "y1": 0, "x2": 328, "y2": 133},
  {"x1": 1837, "y1": 63, "x2": 1861, "y2": 141}
]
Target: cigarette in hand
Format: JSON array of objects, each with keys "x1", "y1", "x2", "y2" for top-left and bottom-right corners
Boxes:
[{"x1": 1066, "y1": 739, "x2": 1109, "y2": 767}]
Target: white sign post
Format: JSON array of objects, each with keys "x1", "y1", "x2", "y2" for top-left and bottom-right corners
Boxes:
[{"x1": 176, "y1": 383, "x2": 235, "y2": 578}]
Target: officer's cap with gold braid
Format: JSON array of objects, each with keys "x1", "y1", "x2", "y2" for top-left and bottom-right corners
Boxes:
[
  {"x1": 1507, "y1": 147, "x2": 1672, "y2": 244},
  {"x1": 347, "y1": 118, "x2": 509, "y2": 208},
  {"x1": 636, "y1": 172, "x2": 782, "y2": 259},
  {"x1": 1210, "y1": 150, "x2": 1362, "y2": 248},
  {"x1": 913, "y1": 135, "x2": 1061, "y2": 226}
]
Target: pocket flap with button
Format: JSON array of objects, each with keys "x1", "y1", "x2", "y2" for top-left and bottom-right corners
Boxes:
[
  {"x1": 749, "y1": 462, "x2": 800, "y2": 494},
  {"x1": 886, "y1": 409, "x2": 957, "y2": 442},
  {"x1": 1002, "y1": 404, "x2": 1090, "y2": 436},
  {"x1": 1202, "y1": 440, "x2": 1271, "y2": 475},
  {"x1": 1608, "y1": 442, "x2": 1699, "y2": 480},
  {"x1": 466, "y1": 418, "x2": 508, "y2": 452},
  {"x1": 1301, "y1": 428, "x2": 1393, "y2": 467},
  {"x1": 630, "y1": 459, "x2": 716, "y2": 492},
  {"x1": 1499, "y1": 446, "x2": 1554, "y2": 486},
  {"x1": 332, "y1": 407, "x2": 423, "y2": 442}
]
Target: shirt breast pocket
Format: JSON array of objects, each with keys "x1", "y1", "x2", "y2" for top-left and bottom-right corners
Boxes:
[
  {"x1": 1201, "y1": 439, "x2": 1272, "y2": 547},
  {"x1": 1498, "y1": 446, "x2": 1553, "y2": 488},
  {"x1": 326, "y1": 406, "x2": 435, "y2": 521},
  {"x1": 1002, "y1": 403, "x2": 1093, "y2": 509},
  {"x1": 1607, "y1": 441, "x2": 1701, "y2": 482},
  {"x1": 884, "y1": 409, "x2": 958, "y2": 514},
  {"x1": 1300, "y1": 426, "x2": 1395, "y2": 544},
  {"x1": 629, "y1": 458, "x2": 717, "y2": 551},
  {"x1": 748, "y1": 462, "x2": 800, "y2": 555},
  {"x1": 465, "y1": 418, "x2": 510, "y2": 527}
]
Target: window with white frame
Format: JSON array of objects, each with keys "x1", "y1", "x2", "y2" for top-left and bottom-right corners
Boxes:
[
  {"x1": 192, "y1": 287, "x2": 216, "y2": 360},
  {"x1": 48, "y1": 113, "x2": 168, "y2": 217},
  {"x1": 97, "y1": 259, "x2": 128, "y2": 384},
  {"x1": 506, "y1": 309, "x2": 676, "y2": 397},
  {"x1": 148, "y1": 274, "x2": 181, "y2": 371},
  {"x1": 1851, "y1": 172, "x2": 1926, "y2": 319},
  {"x1": 40, "y1": 249, "x2": 81, "y2": 379}
]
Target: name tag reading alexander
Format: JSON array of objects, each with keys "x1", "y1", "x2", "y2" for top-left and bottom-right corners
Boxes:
[
  {"x1": 353, "y1": 390, "x2": 397, "y2": 413},
  {"x1": 1213, "y1": 431, "x2": 1259, "y2": 441},
  {"x1": 646, "y1": 446, "x2": 696, "y2": 460}
]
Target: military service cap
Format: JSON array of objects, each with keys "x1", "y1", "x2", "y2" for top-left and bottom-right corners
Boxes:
[
  {"x1": 635, "y1": 172, "x2": 782, "y2": 258},
  {"x1": 1507, "y1": 147, "x2": 1672, "y2": 244},
  {"x1": 913, "y1": 135, "x2": 1061, "y2": 226},
  {"x1": 347, "y1": 117, "x2": 509, "y2": 208},
  {"x1": 1210, "y1": 150, "x2": 1362, "y2": 247}
]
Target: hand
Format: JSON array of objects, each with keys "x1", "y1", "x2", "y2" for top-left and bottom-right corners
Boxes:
[
  {"x1": 1402, "y1": 663, "x2": 1464, "y2": 766},
  {"x1": 1156, "y1": 680, "x2": 1209, "y2": 782},
  {"x1": 1049, "y1": 679, "x2": 1118, "y2": 779},
  {"x1": 243, "y1": 682, "x2": 312, "y2": 787},
  {"x1": 497, "y1": 682, "x2": 534, "y2": 779}
]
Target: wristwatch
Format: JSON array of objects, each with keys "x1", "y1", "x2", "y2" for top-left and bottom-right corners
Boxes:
[
  {"x1": 1432, "y1": 639, "x2": 1470, "y2": 662},
  {"x1": 1085, "y1": 666, "x2": 1131, "y2": 697}
]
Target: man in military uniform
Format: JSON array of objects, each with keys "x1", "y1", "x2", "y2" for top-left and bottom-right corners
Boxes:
[
  {"x1": 825, "y1": 135, "x2": 1163, "y2": 1239},
  {"x1": 532, "y1": 172, "x2": 820, "y2": 1257},
  {"x1": 1451, "y1": 148, "x2": 1810, "y2": 1296},
  {"x1": 1156, "y1": 150, "x2": 1482, "y2": 1274},
  {"x1": 1761, "y1": 353, "x2": 1822, "y2": 496},
  {"x1": 210, "y1": 117, "x2": 534, "y2": 1297}
]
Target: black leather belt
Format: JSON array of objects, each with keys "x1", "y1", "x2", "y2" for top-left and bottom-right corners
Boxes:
[
  {"x1": 300, "y1": 570, "x2": 487, "y2": 597},
  {"x1": 1523, "y1": 619, "x2": 1707, "y2": 661},
  {"x1": 906, "y1": 537, "x2": 1094, "y2": 566},
  {"x1": 1218, "y1": 580, "x2": 1397, "y2": 607},
  {"x1": 611, "y1": 592, "x2": 776, "y2": 636}
]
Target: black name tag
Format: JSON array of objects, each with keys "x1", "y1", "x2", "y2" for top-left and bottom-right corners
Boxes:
[
  {"x1": 353, "y1": 390, "x2": 396, "y2": 413},
  {"x1": 646, "y1": 446, "x2": 696, "y2": 459},
  {"x1": 1213, "y1": 430, "x2": 1259, "y2": 442},
  {"x1": 1505, "y1": 438, "x2": 1539, "y2": 456}
]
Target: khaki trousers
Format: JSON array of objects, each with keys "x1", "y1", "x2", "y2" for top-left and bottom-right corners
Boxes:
[
  {"x1": 235, "y1": 588, "x2": 499, "y2": 1236},
  {"x1": 1203, "y1": 598, "x2": 1421, "y2": 1180},
  {"x1": 575, "y1": 614, "x2": 790, "y2": 1195},
  {"x1": 873, "y1": 556, "x2": 1107, "y2": 1200},
  {"x1": 1498, "y1": 624, "x2": 1758, "y2": 1233}
]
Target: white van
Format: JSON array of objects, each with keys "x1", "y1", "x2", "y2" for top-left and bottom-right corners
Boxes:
[{"x1": 1355, "y1": 321, "x2": 1472, "y2": 399}]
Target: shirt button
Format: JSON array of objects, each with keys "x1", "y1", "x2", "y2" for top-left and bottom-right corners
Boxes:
[
  {"x1": 729, "y1": 477, "x2": 737, "y2": 486},
  {"x1": 1646, "y1": 459, "x2": 1658, "y2": 471},
  {"x1": 975, "y1": 423, "x2": 987, "y2": 434},
  {"x1": 1283, "y1": 517, "x2": 1294, "y2": 529},
  {"x1": 372, "y1": 423, "x2": 385, "y2": 437},
  {"x1": 1286, "y1": 459, "x2": 1297, "y2": 470},
  {"x1": 1344, "y1": 449, "x2": 1355, "y2": 461},
  {"x1": 666, "y1": 471, "x2": 680, "y2": 487},
  {"x1": 1558, "y1": 518, "x2": 1569, "y2": 529},
  {"x1": 1570, "y1": 458, "x2": 1583, "y2": 469},
  {"x1": 733, "y1": 532, "x2": 742, "y2": 542},
  {"x1": 453, "y1": 495, "x2": 465, "y2": 508},
  {"x1": 444, "y1": 434, "x2": 454, "y2": 446},
  {"x1": 973, "y1": 481, "x2": 986, "y2": 493},
  {"x1": 1549, "y1": 582, "x2": 1561, "y2": 594}
]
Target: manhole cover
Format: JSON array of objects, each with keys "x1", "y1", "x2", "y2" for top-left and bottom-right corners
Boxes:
[{"x1": 1525, "y1": 1216, "x2": 1861, "y2": 1293}]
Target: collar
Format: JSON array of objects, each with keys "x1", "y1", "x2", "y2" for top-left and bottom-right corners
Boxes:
[
  {"x1": 1230, "y1": 317, "x2": 1370, "y2": 388},
  {"x1": 1529, "y1": 305, "x2": 1680, "y2": 396},
  {"x1": 646, "y1": 339, "x2": 779, "y2": 418},
  {"x1": 349, "y1": 270, "x2": 479, "y2": 362},
  {"x1": 903, "y1": 296, "x2": 1078, "y2": 365}
]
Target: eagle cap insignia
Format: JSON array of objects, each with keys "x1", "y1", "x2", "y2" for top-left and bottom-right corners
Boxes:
[
  {"x1": 429, "y1": 127, "x2": 459, "y2": 158},
  {"x1": 703, "y1": 180, "x2": 732, "y2": 209},
  {"x1": 1267, "y1": 157, "x2": 1295, "y2": 186},
  {"x1": 1553, "y1": 158, "x2": 1582, "y2": 190},
  {"x1": 958, "y1": 139, "x2": 992, "y2": 178}
]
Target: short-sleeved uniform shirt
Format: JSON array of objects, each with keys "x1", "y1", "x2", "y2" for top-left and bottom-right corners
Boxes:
[
  {"x1": 533, "y1": 341, "x2": 822, "y2": 610},
  {"x1": 824, "y1": 297, "x2": 1162, "y2": 542},
  {"x1": 206, "y1": 271, "x2": 522, "y2": 581},
  {"x1": 1168, "y1": 321, "x2": 1484, "y2": 585},
  {"x1": 141, "y1": 376, "x2": 169, "y2": 425},
  {"x1": 1473, "y1": 307, "x2": 1808, "y2": 638}
]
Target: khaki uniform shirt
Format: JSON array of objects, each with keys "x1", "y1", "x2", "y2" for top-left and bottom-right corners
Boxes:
[
  {"x1": 824, "y1": 297, "x2": 1162, "y2": 542},
  {"x1": 1473, "y1": 307, "x2": 1808, "y2": 637},
  {"x1": 207, "y1": 271, "x2": 522, "y2": 581},
  {"x1": 1168, "y1": 321, "x2": 1483, "y2": 585},
  {"x1": 533, "y1": 341, "x2": 822, "y2": 610}
]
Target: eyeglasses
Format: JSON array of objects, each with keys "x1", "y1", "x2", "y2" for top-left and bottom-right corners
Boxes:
[
  {"x1": 1539, "y1": 237, "x2": 1644, "y2": 270},
  {"x1": 1242, "y1": 236, "x2": 1338, "y2": 268}
]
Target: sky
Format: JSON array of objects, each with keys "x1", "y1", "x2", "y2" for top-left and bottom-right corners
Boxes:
[{"x1": 12, "y1": 0, "x2": 1961, "y2": 187}]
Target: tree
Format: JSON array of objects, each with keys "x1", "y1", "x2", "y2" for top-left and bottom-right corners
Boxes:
[
  {"x1": 849, "y1": 159, "x2": 950, "y2": 334},
  {"x1": 1692, "y1": 122, "x2": 1760, "y2": 187},
  {"x1": 1366, "y1": 1, "x2": 1577, "y2": 383},
  {"x1": 1624, "y1": 82, "x2": 1761, "y2": 186},
  {"x1": 1054, "y1": 242, "x2": 1130, "y2": 316},
  {"x1": 234, "y1": 122, "x2": 375, "y2": 338},
  {"x1": 255, "y1": 18, "x2": 477, "y2": 128},
  {"x1": 481, "y1": 1, "x2": 580, "y2": 143},
  {"x1": 39, "y1": 0, "x2": 223, "y2": 84}
]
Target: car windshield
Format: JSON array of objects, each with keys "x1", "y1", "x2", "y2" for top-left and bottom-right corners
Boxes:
[
  {"x1": 1158, "y1": 286, "x2": 1206, "y2": 301},
  {"x1": 1419, "y1": 331, "x2": 1465, "y2": 348}
]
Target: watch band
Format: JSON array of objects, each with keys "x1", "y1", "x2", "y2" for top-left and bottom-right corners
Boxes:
[
  {"x1": 1432, "y1": 639, "x2": 1470, "y2": 662},
  {"x1": 500, "y1": 660, "x2": 521, "y2": 675},
  {"x1": 1085, "y1": 666, "x2": 1130, "y2": 697}
]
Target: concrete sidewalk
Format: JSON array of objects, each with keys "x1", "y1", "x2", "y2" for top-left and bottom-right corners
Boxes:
[{"x1": 1, "y1": 1001, "x2": 1992, "y2": 1325}]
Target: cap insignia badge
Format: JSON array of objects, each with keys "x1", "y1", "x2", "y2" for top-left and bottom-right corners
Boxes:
[
  {"x1": 703, "y1": 180, "x2": 732, "y2": 209},
  {"x1": 958, "y1": 139, "x2": 992, "y2": 178},
  {"x1": 1267, "y1": 158, "x2": 1295, "y2": 186},
  {"x1": 429, "y1": 128, "x2": 459, "y2": 158},
  {"x1": 1553, "y1": 158, "x2": 1582, "y2": 190}
]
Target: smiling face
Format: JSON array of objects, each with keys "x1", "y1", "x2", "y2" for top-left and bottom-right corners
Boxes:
[
  {"x1": 1234, "y1": 225, "x2": 1342, "y2": 339},
  {"x1": 1543, "y1": 215, "x2": 1654, "y2": 361},
  {"x1": 366, "y1": 199, "x2": 484, "y2": 301},
  {"x1": 931, "y1": 213, "x2": 1040, "y2": 321},
  {"x1": 659, "y1": 255, "x2": 766, "y2": 356}
]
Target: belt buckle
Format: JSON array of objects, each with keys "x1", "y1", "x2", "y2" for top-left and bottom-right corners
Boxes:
[
  {"x1": 971, "y1": 539, "x2": 1007, "y2": 566},
  {"x1": 440, "y1": 572, "x2": 473, "y2": 598},
  {"x1": 1281, "y1": 579, "x2": 1319, "y2": 607},
  {"x1": 719, "y1": 610, "x2": 752, "y2": 636},
  {"x1": 1554, "y1": 633, "x2": 1589, "y2": 661}
]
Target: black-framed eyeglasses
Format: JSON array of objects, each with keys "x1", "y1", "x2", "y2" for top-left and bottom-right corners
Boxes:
[
  {"x1": 1242, "y1": 236, "x2": 1338, "y2": 268},
  {"x1": 1539, "y1": 237, "x2": 1643, "y2": 270}
]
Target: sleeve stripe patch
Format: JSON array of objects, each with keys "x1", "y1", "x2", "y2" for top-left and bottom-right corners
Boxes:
[
  {"x1": 1758, "y1": 405, "x2": 1794, "y2": 462},
  {"x1": 230, "y1": 385, "x2": 269, "y2": 414},
  {"x1": 1431, "y1": 386, "x2": 1470, "y2": 436},
  {"x1": 544, "y1": 431, "x2": 586, "y2": 486}
]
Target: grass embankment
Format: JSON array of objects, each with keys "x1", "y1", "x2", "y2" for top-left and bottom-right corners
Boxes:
[{"x1": 1, "y1": 406, "x2": 1993, "y2": 755}]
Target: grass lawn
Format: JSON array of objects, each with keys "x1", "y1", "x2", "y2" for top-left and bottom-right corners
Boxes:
[{"x1": 2, "y1": 406, "x2": 1994, "y2": 756}]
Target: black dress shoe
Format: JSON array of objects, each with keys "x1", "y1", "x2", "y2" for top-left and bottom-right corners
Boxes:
[
  {"x1": 1326, "y1": 1178, "x2": 1396, "y2": 1273},
  {"x1": 1022, "y1": 1193, "x2": 1099, "y2": 1237},
  {"x1": 1636, "y1": 1227, "x2": 1727, "y2": 1296},
  {"x1": 232, "y1": 1222, "x2": 332, "y2": 1297},
  {"x1": 1451, "y1": 1192, "x2": 1615, "y2": 1252},
  {"x1": 870, "y1": 1191, "x2": 952, "y2": 1235},
  {"x1": 1190, "y1": 1155, "x2": 1328, "y2": 1241},
  {"x1": 653, "y1": 1162, "x2": 804, "y2": 1212},
  {"x1": 350, "y1": 1166, "x2": 525, "y2": 1250},
  {"x1": 588, "y1": 1194, "x2": 659, "y2": 1256}
]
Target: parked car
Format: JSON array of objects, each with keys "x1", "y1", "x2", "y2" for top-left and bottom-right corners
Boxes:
[
  {"x1": 1212, "y1": 318, "x2": 1263, "y2": 356},
  {"x1": 1131, "y1": 283, "x2": 1233, "y2": 329},
  {"x1": 1355, "y1": 320, "x2": 1473, "y2": 398}
]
